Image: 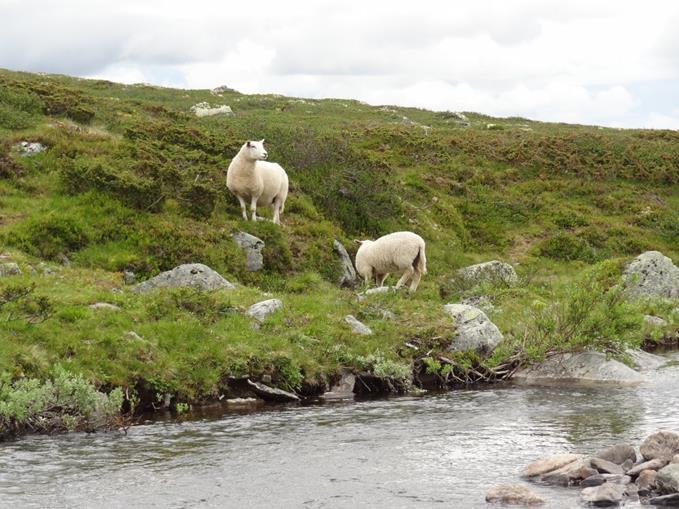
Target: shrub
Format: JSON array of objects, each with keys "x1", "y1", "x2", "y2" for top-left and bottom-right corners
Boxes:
[
  {"x1": 6, "y1": 213, "x2": 89, "y2": 259},
  {"x1": 538, "y1": 232, "x2": 598, "y2": 262}
]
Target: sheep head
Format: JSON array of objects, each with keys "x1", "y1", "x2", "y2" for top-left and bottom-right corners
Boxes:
[{"x1": 243, "y1": 139, "x2": 268, "y2": 161}]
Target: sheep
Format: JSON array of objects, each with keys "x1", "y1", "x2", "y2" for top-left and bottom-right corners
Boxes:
[
  {"x1": 354, "y1": 231, "x2": 427, "y2": 292},
  {"x1": 226, "y1": 139, "x2": 289, "y2": 224}
]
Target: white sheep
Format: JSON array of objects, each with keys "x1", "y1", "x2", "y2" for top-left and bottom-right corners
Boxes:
[
  {"x1": 354, "y1": 231, "x2": 427, "y2": 292},
  {"x1": 226, "y1": 139, "x2": 289, "y2": 224}
]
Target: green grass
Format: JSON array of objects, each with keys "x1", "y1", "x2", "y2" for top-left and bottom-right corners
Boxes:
[{"x1": 0, "y1": 68, "x2": 678, "y2": 427}]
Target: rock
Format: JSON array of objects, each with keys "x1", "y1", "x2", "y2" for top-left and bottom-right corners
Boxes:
[
  {"x1": 581, "y1": 483, "x2": 625, "y2": 506},
  {"x1": 123, "y1": 271, "x2": 136, "y2": 285},
  {"x1": 641, "y1": 432, "x2": 679, "y2": 462},
  {"x1": 134, "y1": 263, "x2": 235, "y2": 293},
  {"x1": 457, "y1": 260, "x2": 518, "y2": 286},
  {"x1": 333, "y1": 240, "x2": 358, "y2": 288},
  {"x1": 459, "y1": 295, "x2": 495, "y2": 313},
  {"x1": 657, "y1": 464, "x2": 679, "y2": 493},
  {"x1": 673, "y1": 455, "x2": 679, "y2": 464},
  {"x1": 485, "y1": 484, "x2": 545, "y2": 505},
  {"x1": 626, "y1": 349, "x2": 667, "y2": 371},
  {"x1": 246, "y1": 299, "x2": 283, "y2": 322},
  {"x1": 344, "y1": 315, "x2": 372, "y2": 335},
  {"x1": 246, "y1": 379, "x2": 299, "y2": 403},
  {"x1": 645, "y1": 315, "x2": 668, "y2": 327},
  {"x1": 637, "y1": 469, "x2": 657, "y2": 495},
  {"x1": 443, "y1": 303, "x2": 503, "y2": 354},
  {"x1": 0, "y1": 262, "x2": 21, "y2": 277},
  {"x1": 364, "y1": 286, "x2": 394, "y2": 295},
  {"x1": 55, "y1": 253, "x2": 71, "y2": 267},
  {"x1": 322, "y1": 369, "x2": 356, "y2": 400},
  {"x1": 601, "y1": 474, "x2": 631, "y2": 485},
  {"x1": 190, "y1": 102, "x2": 234, "y2": 117},
  {"x1": 381, "y1": 309, "x2": 396, "y2": 320},
  {"x1": 124, "y1": 331, "x2": 143, "y2": 341},
  {"x1": 541, "y1": 458, "x2": 597, "y2": 486},
  {"x1": 521, "y1": 453, "x2": 581, "y2": 478},
  {"x1": 88, "y1": 302, "x2": 120, "y2": 311},
  {"x1": 627, "y1": 458, "x2": 668, "y2": 477},
  {"x1": 211, "y1": 85, "x2": 235, "y2": 95},
  {"x1": 232, "y1": 232, "x2": 264, "y2": 272},
  {"x1": 591, "y1": 457, "x2": 625, "y2": 475},
  {"x1": 595, "y1": 443, "x2": 637, "y2": 465},
  {"x1": 649, "y1": 493, "x2": 679, "y2": 506},
  {"x1": 621, "y1": 459, "x2": 634, "y2": 472},
  {"x1": 261, "y1": 374, "x2": 272, "y2": 384},
  {"x1": 581, "y1": 474, "x2": 606, "y2": 487},
  {"x1": 624, "y1": 251, "x2": 679, "y2": 299},
  {"x1": 513, "y1": 351, "x2": 646, "y2": 385},
  {"x1": 16, "y1": 141, "x2": 46, "y2": 155}
]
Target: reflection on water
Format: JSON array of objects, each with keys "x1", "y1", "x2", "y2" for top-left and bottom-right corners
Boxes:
[{"x1": 1, "y1": 352, "x2": 678, "y2": 509}]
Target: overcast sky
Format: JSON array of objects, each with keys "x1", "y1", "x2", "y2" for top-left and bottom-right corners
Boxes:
[{"x1": 2, "y1": 0, "x2": 679, "y2": 129}]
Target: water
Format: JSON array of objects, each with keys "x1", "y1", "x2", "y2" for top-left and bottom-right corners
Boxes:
[{"x1": 2, "y1": 353, "x2": 679, "y2": 509}]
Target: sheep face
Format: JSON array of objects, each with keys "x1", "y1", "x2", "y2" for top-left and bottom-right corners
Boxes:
[{"x1": 244, "y1": 139, "x2": 268, "y2": 161}]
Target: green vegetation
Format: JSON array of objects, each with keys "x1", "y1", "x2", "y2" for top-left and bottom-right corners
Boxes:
[{"x1": 0, "y1": 69, "x2": 678, "y2": 435}]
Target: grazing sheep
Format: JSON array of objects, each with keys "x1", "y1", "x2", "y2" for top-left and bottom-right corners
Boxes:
[
  {"x1": 354, "y1": 231, "x2": 427, "y2": 292},
  {"x1": 226, "y1": 139, "x2": 289, "y2": 224}
]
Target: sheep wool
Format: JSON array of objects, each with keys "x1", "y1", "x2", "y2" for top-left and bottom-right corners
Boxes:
[
  {"x1": 226, "y1": 140, "x2": 289, "y2": 224},
  {"x1": 355, "y1": 231, "x2": 427, "y2": 292}
]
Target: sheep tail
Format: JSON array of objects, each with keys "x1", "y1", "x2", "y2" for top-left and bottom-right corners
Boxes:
[{"x1": 413, "y1": 243, "x2": 427, "y2": 275}]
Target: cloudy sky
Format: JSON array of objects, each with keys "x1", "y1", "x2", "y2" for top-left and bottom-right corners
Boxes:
[{"x1": 2, "y1": 0, "x2": 679, "y2": 128}]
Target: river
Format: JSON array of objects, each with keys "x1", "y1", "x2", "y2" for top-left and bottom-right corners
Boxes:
[{"x1": 2, "y1": 352, "x2": 678, "y2": 508}]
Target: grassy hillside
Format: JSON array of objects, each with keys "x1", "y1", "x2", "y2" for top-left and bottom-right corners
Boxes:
[{"x1": 0, "y1": 68, "x2": 677, "y2": 427}]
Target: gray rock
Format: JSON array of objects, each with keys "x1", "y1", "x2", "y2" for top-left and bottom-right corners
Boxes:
[
  {"x1": 381, "y1": 309, "x2": 396, "y2": 320},
  {"x1": 16, "y1": 141, "x2": 46, "y2": 155},
  {"x1": 232, "y1": 232, "x2": 264, "y2": 272},
  {"x1": 541, "y1": 458, "x2": 597, "y2": 486},
  {"x1": 581, "y1": 483, "x2": 625, "y2": 506},
  {"x1": 459, "y1": 295, "x2": 495, "y2": 312},
  {"x1": 521, "y1": 453, "x2": 581, "y2": 478},
  {"x1": 443, "y1": 303, "x2": 503, "y2": 354},
  {"x1": 190, "y1": 102, "x2": 234, "y2": 117},
  {"x1": 55, "y1": 253, "x2": 71, "y2": 267},
  {"x1": 123, "y1": 271, "x2": 136, "y2": 285},
  {"x1": 581, "y1": 474, "x2": 606, "y2": 487},
  {"x1": 364, "y1": 286, "x2": 394, "y2": 295},
  {"x1": 485, "y1": 484, "x2": 545, "y2": 505},
  {"x1": 246, "y1": 299, "x2": 283, "y2": 322},
  {"x1": 457, "y1": 260, "x2": 518, "y2": 286},
  {"x1": 637, "y1": 469, "x2": 657, "y2": 495},
  {"x1": 513, "y1": 351, "x2": 646, "y2": 385},
  {"x1": 626, "y1": 349, "x2": 667, "y2": 371},
  {"x1": 333, "y1": 240, "x2": 358, "y2": 287},
  {"x1": 621, "y1": 459, "x2": 634, "y2": 472},
  {"x1": 645, "y1": 315, "x2": 668, "y2": 327},
  {"x1": 134, "y1": 263, "x2": 234, "y2": 293},
  {"x1": 649, "y1": 493, "x2": 679, "y2": 506},
  {"x1": 246, "y1": 379, "x2": 299, "y2": 403},
  {"x1": 322, "y1": 369, "x2": 356, "y2": 400},
  {"x1": 673, "y1": 455, "x2": 679, "y2": 464},
  {"x1": 601, "y1": 474, "x2": 631, "y2": 485},
  {"x1": 345, "y1": 315, "x2": 372, "y2": 335},
  {"x1": 591, "y1": 457, "x2": 625, "y2": 475},
  {"x1": 0, "y1": 262, "x2": 21, "y2": 277},
  {"x1": 88, "y1": 302, "x2": 120, "y2": 311},
  {"x1": 641, "y1": 432, "x2": 679, "y2": 462},
  {"x1": 628, "y1": 458, "x2": 668, "y2": 477},
  {"x1": 124, "y1": 331, "x2": 143, "y2": 341},
  {"x1": 624, "y1": 251, "x2": 679, "y2": 299},
  {"x1": 595, "y1": 443, "x2": 637, "y2": 465},
  {"x1": 657, "y1": 464, "x2": 679, "y2": 493},
  {"x1": 261, "y1": 374, "x2": 272, "y2": 384}
]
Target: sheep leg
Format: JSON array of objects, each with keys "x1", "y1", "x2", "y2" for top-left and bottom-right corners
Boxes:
[
  {"x1": 376, "y1": 273, "x2": 388, "y2": 287},
  {"x1": 237, "y1": 196, "x2": 248, "y2": 221},
  {"x1": 250, "y1": 196, "x2": 258, "y2": 221},
  {"x1": 272, "y1": 198, "x2": 281, "y2": 225},
  {"x1": 408, "y1": 271, "x2": 422, "y2": 292},
  {"x1": 395, "y1": 268, "x2": 415, "y2": 289}
]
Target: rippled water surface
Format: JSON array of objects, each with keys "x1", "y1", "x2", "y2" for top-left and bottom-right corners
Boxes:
[{"x1": 2, "y1": 352, "x2": 679, "y2": 509}]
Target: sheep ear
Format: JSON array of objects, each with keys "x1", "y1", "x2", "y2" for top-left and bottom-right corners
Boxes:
[
  {"x1": 353, "y1": 239, "x2": 363, "y2": 245},
  {"x1": 260, "y1": 138, "x2": 265, "y2": 143},
  {"x1": 246, "y1": 141, "x2": 252, "y2": 148}
]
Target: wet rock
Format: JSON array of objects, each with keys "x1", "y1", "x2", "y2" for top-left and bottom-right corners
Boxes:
[
  {"x1": 601, "y1": 474, "x2": 631, "y2": 485},
  {"x1": 232, "y1": 232, "x2": 264, "y2": 272},
  {"x1": 623, "y1": 251, "x2": 679, "y2": 299},
  {"x1": 88, "y1": 302, "x2": 120, "y2": 311},
  {"x1": 641, "y1": 432, "x2": 679, "y2": 462},
  {"x1": 322, "y1": 369, "x2": 356, "y2": 400},
  {"x1": 626, "y1": 349, "x2": 667, "y2": 371},
  {"x1": 261, "y1": 374, "x2": 272, "y2": 384},
  {"x1": 513, "y1": 351, "x2": 645, "y2": 385},
  {"x1": 673, "y1": 455, "x2": 679, "y2": 464},
  {"x1": 521, "y1": 453, "x2": 581, "y2": 478},
  {"x1": 541, "y1": 458, "x2": 597, "y2": 486},
  {"x1": 0, "y1": 262, "x2": 21, "y2": 277},
  {"x1": 591, "y1": 457, "x2": 625, "y2": 475},
  {"x1": 621, "y1": 459, "x2": 634, "y2": 473},
  {"x1": 637, "y1": 469, "x2": 657, "y2": 495},
  {"x1": 457, "y1": 260, "x2": 518, "y2": 286},
  {"x1": 649, "y1": 493, "x2": 679, "y2": 506},
  {"x1": 581, "y1": 474, "x2": 606, "y2": 487},
  {"x1": 443, "y1": 303, "x2": 503, "y2": 354},
  {"x1": 580, "y1": 483, "x2": 625, "y2": 506},
  {"x1": 16, "y1": 141, "x2": 46, "y2": 155},
  {"x1": 594, "y1": 443, "x2": 636, "y2": 466},
  {"x1": 344, "y1": 315, "x2": 372, "y2": 335},
  {"x1": 246, "y1": 379, "x2": 299, "y2": 403},
  {"x1": 333, "y1": 240, "x2": 358, "y2": 288},
  {"x1": 627, "y1": 458, "x2": 668, "y2": 477},
  {"x1": 134, "y1": 263, "x2": 235, "y2": 293},
  {"x1": 645, "y1": 315, "x2": 667, "y2": 327},
  {"x1": 657, "y1": 464, "x2": 679, "y2": 493},
  {"x1": 485, "y1": 484, "x2": 545, "y2": 505},
  {"x1": 123, "y1": 271, "x2": 136, "y2": 285},
  {"x1": 247, "y1": 299, "x2": 283, "y2": 322}
]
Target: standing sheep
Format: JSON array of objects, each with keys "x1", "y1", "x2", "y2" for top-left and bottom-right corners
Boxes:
[
  {"x1": 354, "y1": 231, "x2": 427, "y2": 292},
  {"x1": 226, "y1": 139, "x2": 289, "y2": 224}
]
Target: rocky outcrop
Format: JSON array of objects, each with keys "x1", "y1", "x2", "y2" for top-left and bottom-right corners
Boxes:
[
  {"x1": 457, "y1": 260, "x2": 518, "y2": 286},
  {"x1": 485, "y1": 484, "x2": 544, "y2": 505},
  {"x1": 232, "y1": 231, "x2": 264, "y2": 272},
  {"x1": 247, "y1": 299, "x2": 283, "y2": 322},
  {"x1": 623, "y1": 251, "x2": 679, "y2": 299},
  {"x1": 443, "y1": 303, "x2": 503, "y2": 354},
  {"x1": 333, "y1": 240, "x2": 358, "y2": 287},
  {"x1": 513, "y1": 351, "x2": 645, "y2": 385},
  {"x1": 344, "y1": 315, "x2": 372, "y2": 335},
  {"x1": 134, "y1": 264, "x2": 235, "y2": 293}
]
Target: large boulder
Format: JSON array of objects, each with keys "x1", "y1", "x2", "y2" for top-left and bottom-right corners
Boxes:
[
  {"x1": 624, "y1": 251, "x2": 679, "y2": 299},
  {"x1": 594, "y1": 443, "x2": 637, "y2": 465},
  {"x1": 580, "y1": 483, "x2": 625, "y2": 506},
  {"x1": 626, "y1": 458, "x2": 667, "y2": 477},
  {"x1": 457, "y1": 260, "x2": 518, "y2": 286},
  {"x1": 333, "y1": 240, "x2": 358, "y2": 288},
  {"x1": 485, "y1": 484, "x2": 545, "y2": 505},
  {"x1": 513, "y1": 351, "x2": 646, "y2": 385},
  {"x1": 625, "y1": 349, "x2": 668, "y2": 371},
  {"x1": 540, "y1": 458, "x2": 597, "y2": 486},
  {"x1": 134, "y1": 264, "x2": 235, "y2": 293},
  {"x1": 641, "y1": 432, "x2": 679, "y2": 462},
  {"x1": 521, "y1": 453, "x2": 581, "y2": 478},
  {"x1": 443, "y1": 303, "x2": 503, "y2": 354},
  {"x1": 232, "y1": 231, "x2": 264, "y2": 272},
  {"x1": 657, "y1": 464, "x2": 679, "y2": 493}
]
